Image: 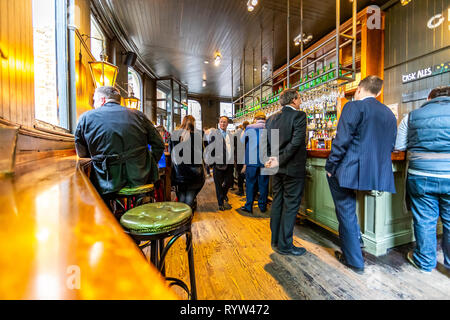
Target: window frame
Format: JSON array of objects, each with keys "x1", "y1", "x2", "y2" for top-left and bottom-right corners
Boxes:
[{"x1": 32, "y1": 0, "x2": 70, "y2": 133}]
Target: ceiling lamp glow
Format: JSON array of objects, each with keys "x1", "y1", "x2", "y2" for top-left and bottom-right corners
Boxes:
[
  {"x1": 247, "y1": 0, "x2": 257, "y2": 12},
  {"x1": 88, "y1": 54, "x2": 119, "y2": 88},
  {"x1": 400, "y1": 0, "x2": 412, "y2": 5},
  {"x1": 214, "y1": 52, "x2": 222, "y2": 66}
]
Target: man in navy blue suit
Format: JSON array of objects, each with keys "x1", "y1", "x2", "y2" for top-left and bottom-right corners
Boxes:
[{"x1": 325, "y1": 76, "x2": 397, "y2": 274}]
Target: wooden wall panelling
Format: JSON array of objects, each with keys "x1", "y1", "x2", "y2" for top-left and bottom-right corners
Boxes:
[
  {"x1": 383, "y1": 0, "x2": 450, "y2": 120},
  {"x1": 0, "y1": 0, "x2": 8, "y2": 121},
  {"x1": 0, "y1": 0, "x2": 35, "y2": 129}
]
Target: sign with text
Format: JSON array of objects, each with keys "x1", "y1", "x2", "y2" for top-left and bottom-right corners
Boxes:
[{"x1": 402, "y1": 62, "x2": 450, "y2": 84}]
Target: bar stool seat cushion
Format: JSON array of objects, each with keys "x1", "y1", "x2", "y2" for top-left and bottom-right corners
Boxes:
[
  {"x1": 120, "y1": 202, "x2": 192, "y2": 235},
  {"x1": 117, "y1": 184, "x2": 154, "y2": 196}
]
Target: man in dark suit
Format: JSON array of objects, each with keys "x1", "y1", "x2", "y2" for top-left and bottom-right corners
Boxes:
[
  {"x1": 265, "y1": 89, "x2": 308, "y2": 256},
  {"x1": 206, "y1": 116, "x2": 234, "y2": 211},
  {"x1": 75, "y1": 86, "x2": 165, "y2": 198},
  {"x1": 325, "y1": 76, "x2": 397, "y2": 274}
]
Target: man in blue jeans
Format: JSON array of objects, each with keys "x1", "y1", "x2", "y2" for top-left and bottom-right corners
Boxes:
[
  {"x1": 395, "y1": 86, "x2": 450, "y2": 273},
  {"x1": 238, "y1": 112, "x2": 269, "y2": 214}
]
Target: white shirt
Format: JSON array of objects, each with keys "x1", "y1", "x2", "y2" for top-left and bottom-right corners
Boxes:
[{"x1": 285, "y1": 105, "x2": 297, "y2": 111}]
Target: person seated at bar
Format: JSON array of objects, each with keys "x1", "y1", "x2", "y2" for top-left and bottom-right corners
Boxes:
[
  {"x1": 156, "y1": 125, "x2": 171, "y2": 144},
  {"x1": 395, "y1": 86, "x2": 450, "y2": 273},
  {"x1": 75, "y1": 86, "x2": 165, "y2": 200},
  {"x1": 238, "y1": 112, "x2": 269, "y2": 214},
  {"x1": 325, "y1": 76, "x2": 397, "y2": 274},
  {"x1": 169, "y1": 115, "x2": 205, "y2": 211}
]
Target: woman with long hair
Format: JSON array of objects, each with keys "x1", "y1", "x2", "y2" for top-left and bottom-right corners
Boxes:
[{"x1": 169, "y1": 115, "x2": 205, "y2": 211}]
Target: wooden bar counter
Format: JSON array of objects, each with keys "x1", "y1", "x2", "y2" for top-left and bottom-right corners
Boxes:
[
  {"x1": 301, "y1": 150, "x2": 419, "y2": 256},
  {"x1": 0, "y1": 155, "x2": 178, "y2": 300}
]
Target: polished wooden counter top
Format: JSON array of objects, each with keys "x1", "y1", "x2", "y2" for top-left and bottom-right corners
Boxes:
[
  {"x1": 307, "y1": 149, "x2": 406, "y2": 161},
  {"x1": 0, "y1": 156, "x2": 178, "y2": 299}
]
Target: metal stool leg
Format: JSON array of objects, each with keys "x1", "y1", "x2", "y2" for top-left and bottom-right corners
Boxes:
[
  {"x1": 150, "y1": 240, "x2": 158, "y2": 268},
  {"x1": 159, "y1": 239, "x2": 166, "y2": 276},
  {"x1": 186, "y1": 229, "x2": 197, "y2": 300}
]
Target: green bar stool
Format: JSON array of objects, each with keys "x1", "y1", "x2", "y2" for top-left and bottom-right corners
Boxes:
[
  {"x1": 111, "y1": 184, "x2": 155, "y2": 219},
  {"x1": 120, "y1": 202, "x2": 197, "y2": 300}
]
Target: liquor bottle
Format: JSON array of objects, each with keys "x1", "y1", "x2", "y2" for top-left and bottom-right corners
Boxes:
[{"x1": 327, "y1": 117, "x2": 332, "y2": 129}]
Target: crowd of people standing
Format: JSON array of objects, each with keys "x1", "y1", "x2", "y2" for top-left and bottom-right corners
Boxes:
[{"x1": 75, "y1": 79, "x2": 449, "y2": 276}]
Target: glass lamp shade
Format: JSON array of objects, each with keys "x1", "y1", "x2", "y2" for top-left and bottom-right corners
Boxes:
[
  {"x1": 124, "y1": 95, "x2": 140, "y2": 109},
  {"x1": 88, "y1": 60, "x2": 119, "y2": 88}
]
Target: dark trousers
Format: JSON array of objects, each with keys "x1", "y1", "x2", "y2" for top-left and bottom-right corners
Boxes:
[
  {"x1": 236, "y1": 164, "x2": 245, "y2": 193},
  {"x1": 213, "y1": 165, "x2": 234, "y2": 206},
  {"x1": 327, "y1": 175, "x2": 364, "y2": 269},
  {"x1": 270, "y1": 173, "x2": 305, "y2": 251},
  {"x1": 244, "y1": 166, "x2": 269, "y2": 212},
  {"x1": 176, "y1": 186, "x2": 203, "y2": 209}
]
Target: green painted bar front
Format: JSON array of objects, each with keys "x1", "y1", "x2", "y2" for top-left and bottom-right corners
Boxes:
[{"x1": 299, "y1": 151, "x2": 442, "y2": 257}]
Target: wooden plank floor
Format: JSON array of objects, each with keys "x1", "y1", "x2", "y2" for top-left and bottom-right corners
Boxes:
[{"x1": 158, "y1": 177, "x2": 450, "y2": 300}]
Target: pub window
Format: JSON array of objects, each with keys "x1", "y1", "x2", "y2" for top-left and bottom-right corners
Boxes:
[
  {"x1": 157, "y1": 88, "x2": 167, "y2": 110},
  {"x1": 90, "y1": 15, "x2": 105, "y2": 61},
  {"x1": 188, "y1": 100, "x2": 202, "y2": 130},
  {"x1": 32, "y1": 0, "x2": 69, "y2": 129},
  {"x1": 220, "y1": 102, "x2": 235, "y2": 131},
  {"x1": 128, "y1": 67, "x2": 142, "y2": 110}
]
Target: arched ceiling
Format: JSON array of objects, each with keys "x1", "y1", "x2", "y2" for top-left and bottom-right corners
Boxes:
[{"x1": 93, "y1": 0, "x2": 390, "y2": 98}]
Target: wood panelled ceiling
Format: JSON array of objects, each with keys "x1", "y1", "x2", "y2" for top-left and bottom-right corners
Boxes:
[{"x1": 94, "y1": 0, "x2": 389, "y2": 98}]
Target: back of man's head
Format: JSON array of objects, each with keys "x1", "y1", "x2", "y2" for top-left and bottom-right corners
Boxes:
[
  {"x1": 279, "y1": 89, "x2": 299, "y2": 106},
  {"x1": 95, "y1": 86, "x2": 122, "y2": 104},
  {"x1": 428, "y1": 86, "x2": 450, "y2": 100},
  {"x1": 358, "y1": 76, "x2": 383, "y2": 96}
]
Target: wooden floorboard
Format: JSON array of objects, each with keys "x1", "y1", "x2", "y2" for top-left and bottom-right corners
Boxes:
[{"x1": 159, "y1": 177, "x2": 450, "y2": 300}]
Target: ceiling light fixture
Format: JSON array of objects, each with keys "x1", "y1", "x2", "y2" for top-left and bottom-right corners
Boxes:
[
  {"x1": 293, "y1": 33, "x2": 313, "y2": 46},
  {"x1": 204, "y1": 60, "x2": 209, "y2": 64},
  {"x1": 214, "y1": 52, "x2": 222, "y2": 66},
  {"x1": 202, "y1": 80, "x2": 207, "y2": 87},
  {"x1": 400, "y1": 0, "x2": 412, "y2": 5},
  {"x1": 247, "y1": 0, "x2": 257, "y2": 12}
]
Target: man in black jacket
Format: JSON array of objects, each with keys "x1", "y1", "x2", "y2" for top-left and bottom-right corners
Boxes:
[
  {"x1": 75, "y1": 86, "x2": 165, "y2": 198},
  {"x1": 265, "y1": 89, "x2": 307, "y2": 256}
]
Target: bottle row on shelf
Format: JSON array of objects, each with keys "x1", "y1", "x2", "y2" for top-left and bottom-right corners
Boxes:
[
  {"x1": 308, "y1": 130, "x2": 336, "y2": 150},
  {"x1": 234, "y1": 63, "x2": 344, "y2": 120},
  {"x1": 307, "y1": 113, "x2": 338, "y2": 131}
]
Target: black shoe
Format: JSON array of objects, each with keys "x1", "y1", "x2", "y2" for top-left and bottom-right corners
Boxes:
[
  {"x1": 335, "y1": 251, "x2": 364, "y2": 274},
  {"x1": 223, "y1": 202, "x2": 232, "y2": 210},
  {"x1": 218, "y1": 205, "x2": 225, "y2": 211},
  {"x1": 238, "y1": 206, "x2": 252, "y2": 214},
  {"x1": 276, "y1": 246, "x2": 307, "y2": 256},
  {"x1": 224, "y1": 195, "x2": 229, "y2": 202}
]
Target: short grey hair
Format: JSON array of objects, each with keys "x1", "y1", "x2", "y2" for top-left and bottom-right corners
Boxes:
[
  {"x1": 95, "y1": 86, "x2": 121, "y2": 103},
  {"x1": 279, "y1": 89, "x2": 299, "y2": 106}
]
